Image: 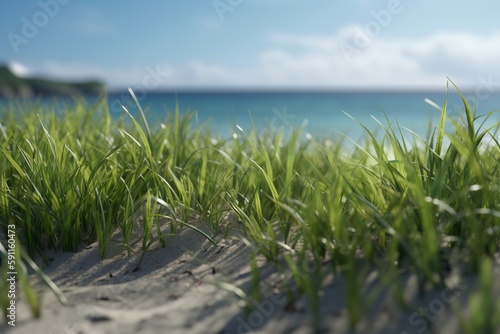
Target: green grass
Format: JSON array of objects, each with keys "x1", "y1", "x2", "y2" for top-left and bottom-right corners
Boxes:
[{"x1": 0, "y1": 86, "x2": 499, "y2": 332}]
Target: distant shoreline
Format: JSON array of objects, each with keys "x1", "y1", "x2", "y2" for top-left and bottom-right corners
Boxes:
[{"x1": 0, "y1": 65, "x2": 106, "y2": 99}]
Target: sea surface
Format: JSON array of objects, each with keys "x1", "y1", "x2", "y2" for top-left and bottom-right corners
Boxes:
[
  {"x1": 107, "y1": 90, "x2": 500, "y2": 142},
  {"x1": 2, "y1": 91, "x2": 500, "y2": 142}
]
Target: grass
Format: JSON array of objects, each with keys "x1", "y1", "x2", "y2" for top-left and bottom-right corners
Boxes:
[{"x1": 0, "y1": 85, "x2": 499, "y2": 332}]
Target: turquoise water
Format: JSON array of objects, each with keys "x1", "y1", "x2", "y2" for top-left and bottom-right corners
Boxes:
[
  {"x1": 2, "y1": 91, "x2": 499, "y2": 142},
  {"x1": 107, "y1": 91, "x2": 500, "y2": 141}
]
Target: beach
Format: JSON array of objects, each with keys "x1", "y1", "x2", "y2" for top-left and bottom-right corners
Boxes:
[{"x1": 4, "y1": 215, "x2": 499, "y2": 334}]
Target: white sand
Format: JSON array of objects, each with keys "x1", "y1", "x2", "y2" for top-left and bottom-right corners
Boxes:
[{"x1": 2, "y1": 219, "x2": 499, "y2": 334}]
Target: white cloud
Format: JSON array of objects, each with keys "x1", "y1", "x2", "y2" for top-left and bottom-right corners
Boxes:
[
  {"x1": 246, "y1": 0, "x2": 295, "y2": 3},
  {"x1": 72, "y1": 7, "x2": 119, "y2": 36},
  {"x1": 16, "y1": 28, "x2": 500, "y2": 90},
  {"x1": 198, "y1": 17, "x2": 222, "y2": 30},
  {"x1": 7, "y1": 61, "x2": 31, "y2": 77},
  {"x1": 25, "y1": 61, "x2": 172, "y2": 89},
  {"x1": 170, "y1": 28, "x2": 500, "y2": 90},
  {"x1": 76, "y1": 22, "x2": 118, "y2": 36},
  {"x1": 254, "y1": 26, "x2": 500, "y2": 88}
]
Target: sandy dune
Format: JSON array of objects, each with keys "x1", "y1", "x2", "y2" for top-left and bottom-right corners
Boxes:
[{"x1": 2, "y1": 219, "x2": 498, "y2": 334}]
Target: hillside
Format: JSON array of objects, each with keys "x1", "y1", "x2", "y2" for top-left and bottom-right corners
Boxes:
[{"x1": 0, "y1": 65, "x2": 106, "y2": 99}]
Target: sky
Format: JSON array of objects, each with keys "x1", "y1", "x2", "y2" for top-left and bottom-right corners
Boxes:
[{"x1": 1, "y1": 0, "x2": 500, "y2": 91}]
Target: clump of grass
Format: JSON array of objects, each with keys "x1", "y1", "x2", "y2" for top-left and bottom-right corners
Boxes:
[
  {"x1": 456, "y1": 257, "x2": 500, "y2": 334},
  {"x1": 0, "y1": 85, "x2": 499, "y2": 332}
]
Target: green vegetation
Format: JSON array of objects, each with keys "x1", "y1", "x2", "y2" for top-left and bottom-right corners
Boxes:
[
  {"x1": 0, "y1": 65, "x2": 106, "y2": 99},
  {"x1": 0, "y1": 86, "x2": 499, "y2": 332}
]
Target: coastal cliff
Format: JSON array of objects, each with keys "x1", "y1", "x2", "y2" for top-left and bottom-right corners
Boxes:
[{"x1": 0, "y1": 65, "x2": 106, "y2": 99}]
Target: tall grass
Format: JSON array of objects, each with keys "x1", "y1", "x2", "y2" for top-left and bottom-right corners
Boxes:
[{"x1": 0, "y1": 87, "x2": 499, "y2": 332}]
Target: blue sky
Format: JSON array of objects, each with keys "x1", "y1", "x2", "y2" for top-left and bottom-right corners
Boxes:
[{"x1": 1, "y1": 0, "x2": 500, "y2": 90}]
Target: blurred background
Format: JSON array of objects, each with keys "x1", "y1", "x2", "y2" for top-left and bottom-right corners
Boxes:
[
  {"x1": 3, "y1": 0, "x2": 500, "y2": 90},
  {"x1": 1, "y1": 0, "x2": 499, "y2": 137}
]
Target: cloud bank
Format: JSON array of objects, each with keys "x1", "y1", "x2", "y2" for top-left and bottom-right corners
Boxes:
[{"x1": 18, "y1": 28, "x2": 500, "y2": 90}]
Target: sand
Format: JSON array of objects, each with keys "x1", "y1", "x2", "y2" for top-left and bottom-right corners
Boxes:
[{"x1": 2, "y1": 217, "x2": 499, "y2": 334}]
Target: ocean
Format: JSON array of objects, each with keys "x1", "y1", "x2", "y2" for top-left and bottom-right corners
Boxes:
[
  {"x1": 106, "y1": 90, "x2": 500, "y2": 142},
  {"x1": 2, "y1": 91, "x2": 500, "y2": 142}
]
